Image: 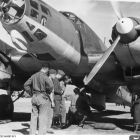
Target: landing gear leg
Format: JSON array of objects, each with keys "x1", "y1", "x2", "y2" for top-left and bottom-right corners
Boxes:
[
  {"x1": 7, "y1": 83, "x2": 14, "y2": 121},
  {"x1": 0, "y1": 93, "x2": 14, "y2": 123},
  {"x1": 127, "y1": 86, "x2": 140, "y2": 132},
  {"x1": 132, "y1": 97, "x2": 140, "y2": 132},
  {"x1": 0, "y1": 80, "x2": 14, "y2": 123}
]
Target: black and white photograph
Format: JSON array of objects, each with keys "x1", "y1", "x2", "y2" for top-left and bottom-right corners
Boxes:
[{"x1": 0, "y1": 0, "x2": 139, "y2": 138}]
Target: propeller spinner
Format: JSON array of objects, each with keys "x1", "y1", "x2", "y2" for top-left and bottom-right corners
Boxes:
[
  {"x1": 111, "y1": 1, "x2": 139, "y2": 44},
  {"x1": 112, "y1": 17, "x2": 139, "y2": 44}
]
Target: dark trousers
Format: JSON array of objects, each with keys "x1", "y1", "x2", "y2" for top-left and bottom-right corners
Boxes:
[
  {"x1": 53, "y1": 95, "x2": 61, "y2": 117},
  {"x1": 30, "y1": 94, "x2": 53, "y2": 135}
]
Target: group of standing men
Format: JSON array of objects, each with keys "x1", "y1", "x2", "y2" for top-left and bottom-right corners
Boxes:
[{"x1": 24, "y1": 64, "x2": 67, "y2": 135}]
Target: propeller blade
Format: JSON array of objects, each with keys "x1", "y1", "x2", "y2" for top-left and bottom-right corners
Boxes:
[
  {"x1": 84, "y1": 35, "x2": 120, "y2": 85},
  {"x1": 110, "y1": 1, "x2": 123, "y2": 19},
  {"x1": 135, "y1": 25, "x2": 140, "y2": 31}
]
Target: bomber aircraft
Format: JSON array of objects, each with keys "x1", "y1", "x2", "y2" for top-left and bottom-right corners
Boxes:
[{"x1": 0, "y1": 0, "x2": 139, "y2": 128}]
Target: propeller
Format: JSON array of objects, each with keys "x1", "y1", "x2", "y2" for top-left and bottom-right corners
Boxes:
[
  {"x1": 84, "y1": 35, "x2": 120, "y2": 85},
  {"x1": 84, "y1": 1, "x2": 139, "y2": 85},
  {"x1": 110, "y1": 1, "x2": 123, "y2": 19},
  {"x1": 135, "y1": 25, "x2": 140, "y2": 31},
  {"x1": 83, "y1": 2, "x2": 123, "y2": 85}
]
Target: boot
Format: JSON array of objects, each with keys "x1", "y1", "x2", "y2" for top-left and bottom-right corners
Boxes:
[
  {"x1": 78, "y1": 115, "x2": 87, "y2": 127},
  {"x1": 60, "y1": 123, "x2": 68, "y2": 129}
]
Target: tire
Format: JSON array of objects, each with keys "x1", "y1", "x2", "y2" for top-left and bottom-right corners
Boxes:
[{"x1": 0, "y1": 95, "x2": 14, "y2": 121}]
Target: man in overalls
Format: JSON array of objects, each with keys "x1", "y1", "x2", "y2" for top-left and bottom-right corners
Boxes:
[{"x1": 24, "y1": 64, "x2": 54, "y2": 135}]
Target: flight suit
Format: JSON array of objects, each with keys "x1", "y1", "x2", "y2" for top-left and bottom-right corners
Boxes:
[{"x1": 24, "y1": 71, "x2": 54, "y2": 135}]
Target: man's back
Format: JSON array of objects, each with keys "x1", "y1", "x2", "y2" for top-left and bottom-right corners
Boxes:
[
  {"x1": 24, "y1": 66, "x2": 55, "y2": 135},
  {"x1": 24, "y1": 71, "x2": 53, "y2": 95},
  {"x1": 52, "y1": 77, "x2": 62, "y2": 95}
]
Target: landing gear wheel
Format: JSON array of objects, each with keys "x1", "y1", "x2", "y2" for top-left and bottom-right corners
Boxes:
[
  {"x1": 0, "y1": 94, "x2": 14, "y2": 124},
  {"x1": 133, "y1": 98, "x2": 140, "y2": 132}
]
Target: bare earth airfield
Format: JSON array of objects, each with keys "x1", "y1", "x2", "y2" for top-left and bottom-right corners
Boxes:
[{"x1": 0, "y1": 98, "x2": 135, "y2": 135}]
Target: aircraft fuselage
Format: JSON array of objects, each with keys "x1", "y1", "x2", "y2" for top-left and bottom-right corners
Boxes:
[{"x1": 1, "y1": 0, "x2": 107, "y2": 77}]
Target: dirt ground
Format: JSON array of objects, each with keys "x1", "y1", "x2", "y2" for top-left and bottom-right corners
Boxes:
[{"x1": 0, "y1": 98, "x2": 137, "y2": 135}]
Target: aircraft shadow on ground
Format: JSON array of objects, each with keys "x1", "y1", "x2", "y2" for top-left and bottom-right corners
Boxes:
[
  {"x1": 12, "y1": 112, "x2": 30, "y2": 134},
  {"x1": 13, "y1": 112, "x2": 31, "y2": 122},
  {"x1": 12, "y1": 123, "x2": 30, "y2": 135},
  {"x1": 87, "y1": 110, "x2": 133, "y2": 131},
  {"x1": 12, "y1": 109, "x2": 133, "y2": 134},
  {"x1": 92, "y1": 110, "x2": 129, "y2": 116}
]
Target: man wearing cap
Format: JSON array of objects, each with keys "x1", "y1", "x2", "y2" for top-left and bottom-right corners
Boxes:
[
  {"x1": 56, "y1": 70, "x2": 67, "y2": 128},
  {"x1": 24, "y1": 65, "x2": 54, "y2": 135},
  {"x1": 50, "y1": 69, "x2": 67, "y2": 129}
]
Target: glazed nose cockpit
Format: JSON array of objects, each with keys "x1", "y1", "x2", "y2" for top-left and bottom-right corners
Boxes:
[{"x1": 0, "y1": 0, "x2": 25, "y2": 24}]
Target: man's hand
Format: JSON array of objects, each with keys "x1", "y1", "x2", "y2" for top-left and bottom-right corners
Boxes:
[{"x1": 51, "y1": 102, "x2": 55, "y2": 108}]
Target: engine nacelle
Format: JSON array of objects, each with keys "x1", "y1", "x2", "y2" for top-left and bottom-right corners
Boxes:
[{"x1": 0, "y1": 0, "x2": 26, "y2": 24}]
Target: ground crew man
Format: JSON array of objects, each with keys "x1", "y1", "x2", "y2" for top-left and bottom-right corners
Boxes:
[
  {"x1": 49, "y1": 69, "x2": 61, "y2": 127},
  {"x1": 76, "y1": 88, "x2": 92, "y2": 127},
  {"x1": 49, "y1": 69, "x2": 67, "y2": 129},
  {"x1": 57, "y1": 70, "x2": 67, "y2": 128},
  {"x1": 66, "y1": 87, "x2": 91, "y2": 127},
  {"x1": 66, "y1": 87, "x2": 79, "y2": 126},
  {"x1": 24, "y1": 65, "x2": 54, "y2": 135}
]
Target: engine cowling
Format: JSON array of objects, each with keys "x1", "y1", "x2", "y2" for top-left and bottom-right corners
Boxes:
[{"x1": 112, "y1": 17, "x2": 140, "y2": 44}]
